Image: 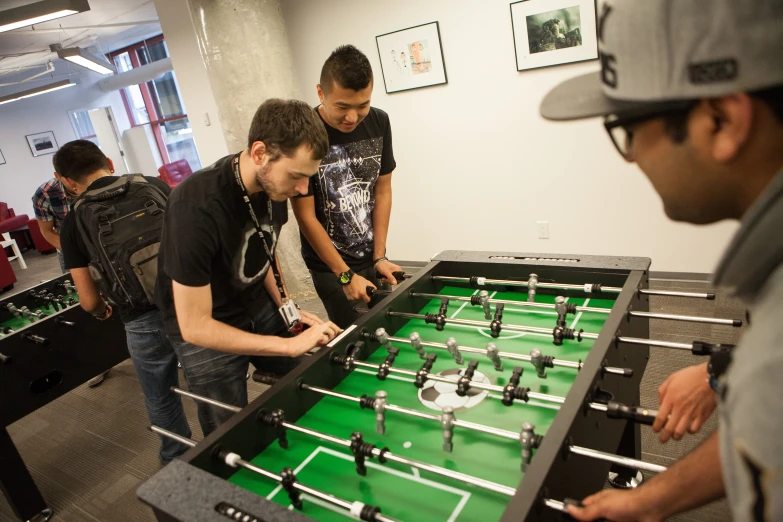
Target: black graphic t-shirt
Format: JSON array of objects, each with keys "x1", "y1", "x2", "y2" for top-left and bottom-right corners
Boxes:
[
  {"x1": 155, "y1": 154, "x2": 288, "y2": 335},
  {"x1": 300, "y1": 106, "x2": 396, "y2": 272}
]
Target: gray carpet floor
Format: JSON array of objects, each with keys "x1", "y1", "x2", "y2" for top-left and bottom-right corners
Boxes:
[{"x1": 0, "y1": 256, "x2": 743, "y2": 522}]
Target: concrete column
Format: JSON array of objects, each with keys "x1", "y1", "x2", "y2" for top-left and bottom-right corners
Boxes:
[{"x1": 155, "y1": 0, "x2": 317, "y2": 301}]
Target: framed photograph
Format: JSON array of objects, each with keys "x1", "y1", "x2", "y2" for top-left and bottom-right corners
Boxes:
[
  {"x1": 376, "y1": 21, "x2": 448, "y2": 94},
  {"x1": 0, "y1": 149, "x2": 5, "y2": 165},
  {"x1": 25, "y1": 131, "x2": 59, "y2": 157},
  {"x1": 510, "y1": 0, "x2": 598, "y2": 72}
]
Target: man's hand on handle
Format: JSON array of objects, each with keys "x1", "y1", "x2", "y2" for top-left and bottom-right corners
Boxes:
[
  {"x1": 286, "y1": 321, "x2": 342, "y2": 356},
  {"x1": 343, "y1": 274, "x2": 375, "y2": 303}
]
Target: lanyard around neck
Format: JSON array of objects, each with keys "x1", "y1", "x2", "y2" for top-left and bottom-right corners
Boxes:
[{"x1": 232, "y1": 154, "x2": 282, "y2": 292}]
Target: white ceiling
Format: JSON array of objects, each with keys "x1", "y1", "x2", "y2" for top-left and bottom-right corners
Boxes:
[{"x1": 0, "y1": 0, "x2": 162, "y2": 78}]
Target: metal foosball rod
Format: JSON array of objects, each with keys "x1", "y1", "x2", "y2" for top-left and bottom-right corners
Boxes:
[
  {"x1": 430, "y1": 274, "x2": 716, "y2": 300},
  {"x1": 410, "y1": 291, "x2": 742, "y2": 327},
  {"x1": 333, "y1": 352, "x2": 660, "y2": 425},
  {"x1": 299, "y1": 383, "x2": 666, "y2": 475},
  {"x1": 149, "y1": 426, "x2": 400, "y2": 522},
  {"x1": 171, "y1": 388, "x2": 517, "y2": 497},
  {"x1": 386, "y1": 310, "x2": 599, "y2": 340},
  {"x1": 386, "y1": 310, "x2": 735, "y2": 352},
  {"x1": 365, "y1": 328, "x2": 633, "y2": 378}
]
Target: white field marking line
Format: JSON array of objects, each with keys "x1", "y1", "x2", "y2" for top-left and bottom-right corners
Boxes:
[
  {"x1": 267, "y1": 446, "x2": 324, "y2": 501},
  {"x1": 327, "y1": 324, "x2": 357, "y2": 348},
  {"x1": 317, "y1": 446, "x2": 471, "y2": 522},
  {"x1": 504, "y1": 307, "x2": 559, "y2": 317},
  {"x1": 354, "y1": 368, "x2": 561, "y2": 412},
  {"x1": 449, "y1": 289, "x2": 477, "y2": 319},
  {"x1": 569, "y1": 298, "x2": 590, "y2": 331}
]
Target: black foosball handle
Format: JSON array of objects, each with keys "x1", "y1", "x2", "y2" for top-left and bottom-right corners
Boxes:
[
  {"x1": 21, "y1": 332, "x2": 50, "y2": 346},
  {"x1": 606, "y1": 401, "x2": 657, "y2": 425},
  {"x1": 563, "y1": 498, "x2": 611, "y2": 521},
  {"x1": 375, "y1": 271, "x2": 406, "y2": 284},
  {"x1": 0, "y1": 352, "x2": 11, "y2": 365}
]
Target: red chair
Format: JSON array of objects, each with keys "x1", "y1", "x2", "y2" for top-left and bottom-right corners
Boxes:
[
  {"x1": 158, "y1": 160, "x2": 193, "y2": 187},
  {"x1": 0, "y1": 202, "x2": 29, "y2": 237},
  {"x1": 27, "y1": 218, "x2": 56, "y2": 254},
  {"x1": 0, "y1": 247, "x2": 16, "y2": 292}
]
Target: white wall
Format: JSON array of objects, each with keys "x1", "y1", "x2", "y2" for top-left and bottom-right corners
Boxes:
[
  {"x1": 153, "y1": 0, "x2": 229, "y2": 167},
  {"x1": 281, "y1": 0, "x2": 739, "y2": 273},
  {"x1": 0, "y1": 70, "x2": 130, "y2": 217}
]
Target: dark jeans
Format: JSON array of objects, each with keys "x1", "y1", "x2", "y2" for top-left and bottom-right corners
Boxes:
[
  {"x1": 310, "y1": 266, "x2": 380, "y2": 329},
  {"x1": 124, "y1": 309, "x2": 192, "y2": 462},
  {"x1": 170, "y1": 300, "x2": 301, "y2": 437}
]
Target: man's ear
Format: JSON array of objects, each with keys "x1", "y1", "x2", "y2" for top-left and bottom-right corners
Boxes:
[
  {"x1": 249, "y1": 142, "x2": 268, "y2": 164},
  {"x1": 708, "y1": 94, "x2": 754, "y2": 163},
  {"x1": 107, "y1": 157, "x2": 115, "y2": 174},
  {"x1": 316, "y1": 84, "x2": 325, "y2": 104}
]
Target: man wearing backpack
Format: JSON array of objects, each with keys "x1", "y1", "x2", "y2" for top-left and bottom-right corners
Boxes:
[{"x1": 56, "y1": 140, "x2": 192, "y2": 464}]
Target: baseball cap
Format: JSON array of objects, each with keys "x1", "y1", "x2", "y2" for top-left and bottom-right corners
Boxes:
[{"x1": 540, "y1": 0, "x2": 783, "y2": 121}]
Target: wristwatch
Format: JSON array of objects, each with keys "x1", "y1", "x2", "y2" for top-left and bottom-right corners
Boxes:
[{"x1": 338, "y1": 269, "x2": 355, "y2": 285}]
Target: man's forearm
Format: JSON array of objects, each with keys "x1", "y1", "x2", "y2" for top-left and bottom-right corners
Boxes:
[
  {"x1": 40, "y1": 227, "x2": 61, "y2": 249},
  {"x1": 181, "y1": 316, "x2": 290, "y2": 356},
  {"x1": 638, "y1": 431, "x2": 725, "y2": 518},
  {"x1": 372, "y1": 183, "x2": 392, "y2": 259}
]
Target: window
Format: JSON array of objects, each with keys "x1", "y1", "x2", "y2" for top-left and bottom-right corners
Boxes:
[
  {"x1": 108, "y1": 36, "x2": 202, "y2": 172},
  {"x1": 68, "y1": 110, "x2": 100, "y2": 145}
]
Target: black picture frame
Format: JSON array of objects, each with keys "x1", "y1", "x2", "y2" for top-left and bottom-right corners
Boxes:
[
  {"x1": 25, "y1": 131, "x2": 59, "y2": 157},
  {"x1": 376, "y1": 21, "x2": 448, "y2": 94}
]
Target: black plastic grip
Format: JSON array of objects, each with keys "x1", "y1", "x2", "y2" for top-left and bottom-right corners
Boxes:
[{"x1": 606, "y1": 401, "x2": 657, "y2": 425}]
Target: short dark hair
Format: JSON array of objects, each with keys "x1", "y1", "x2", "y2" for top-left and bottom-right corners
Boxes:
[
  {"x1": 320, "y1": 44, "x2": 373, "y2": 94},
  {"x1": 247, "y1": 98, "x2": 328, "y2": 160},
  {"x1": 663, "y1": 85, "x2": 783, "y2": 143},
  {"x1": 53, "y1": 140, "x2": 110, "y2": 183}
]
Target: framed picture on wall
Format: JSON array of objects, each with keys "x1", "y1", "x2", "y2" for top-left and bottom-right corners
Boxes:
[
  {"x1": 376, "y1": 21, "x2": 448, "y2": 94},
  {"x1": 0, "y1": 149, "x2": 5, "y2": 165},
  {"x1": 510, "y1": 0, "x2": 598, "y2": 72},
  {"x1": 25, "y1": 131, "x2": 59, "y2": 157}
]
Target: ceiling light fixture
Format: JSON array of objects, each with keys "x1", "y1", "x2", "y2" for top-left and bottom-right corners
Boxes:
[
  {"x1": 0, "y1": 79, "x2": 76, "y2": 106},
  {"x1": 0, "y1": 0, "x2": 90, "y2": 34},
  {"x1": 56, "y1": 46, "x2": 116, "y2": 74}
]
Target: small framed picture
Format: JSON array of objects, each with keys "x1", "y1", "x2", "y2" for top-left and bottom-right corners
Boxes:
[
  {"x1": 376, "y1": 21, "x2": 448, "y2": 94},
  {"x1": 26, "y1": 131, "x2": 59, "y2": 157},
  {"x1": 510, "y1": 0, "x2": 598, "y2": 72},
  {"x1": 0, "y1": 149, "x2": 5, "y2": 165}
]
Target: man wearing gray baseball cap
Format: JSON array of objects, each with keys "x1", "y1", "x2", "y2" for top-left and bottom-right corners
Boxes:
[{"x1": 541, "y1": 0, "x2": 783, "y2": 521}]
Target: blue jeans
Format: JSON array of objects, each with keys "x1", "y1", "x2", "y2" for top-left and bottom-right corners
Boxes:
[
  {"x1": 125, "y1": 309, "x2": 192, "y2": 462},
  {"x1": 170, "y1": 300, "x2": 301, "y2": 437},
  {"x1": 57, "y1": 250, "x2": 66, "y2": 274}
]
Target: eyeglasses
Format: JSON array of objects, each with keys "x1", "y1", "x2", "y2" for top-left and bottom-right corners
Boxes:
[{"x1": 603, "y1": 102, "x2": 698, "y2": 159}]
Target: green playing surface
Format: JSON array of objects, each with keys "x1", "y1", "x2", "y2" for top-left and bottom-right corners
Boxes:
[
  {"x1": 229, "y1": 287, "x2": 614, "y2": 521},
  {"x1": 1, "y1": 292, "x2": 80, "y2": 331}
]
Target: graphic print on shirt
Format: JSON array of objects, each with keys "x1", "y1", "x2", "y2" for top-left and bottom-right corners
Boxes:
[
  {"x1": 316, "y1": 138, "x2": 383, "y2": 259},
  {"x1": 235, "y1": 219, "x2": 277, "y2": 286}
]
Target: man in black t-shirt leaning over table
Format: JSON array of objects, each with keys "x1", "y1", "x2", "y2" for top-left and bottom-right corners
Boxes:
[
  {"x1": 292, "y1": 45, "x2": 401, "y2": 329},
  {"x1": 155, "y1": 99, "x2": 341, "y2": 437}
]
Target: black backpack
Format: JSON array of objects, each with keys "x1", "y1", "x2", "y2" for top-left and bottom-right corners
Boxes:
[{"x1": 73, "y1": 175, "x2": 167, "y2": 309}]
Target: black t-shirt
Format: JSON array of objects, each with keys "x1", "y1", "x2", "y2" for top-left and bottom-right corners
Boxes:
[
  {"x1": 155, "y1": 154, "x2": 288, "y2": 336},
  {"x1": 60, "y1": 175, "x2": 171, "y2": 323},
  {"x1": 299, "y1": 106, "x2": 396, "y2": 272}
]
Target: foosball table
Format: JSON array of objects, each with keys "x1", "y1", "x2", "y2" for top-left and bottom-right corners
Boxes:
[
  {"x1": 138, "y1": 251, "x2": 739, "y2": 522},
  {"x1": 0, "y1": 273, "x2": 128, "y2": 522}
]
